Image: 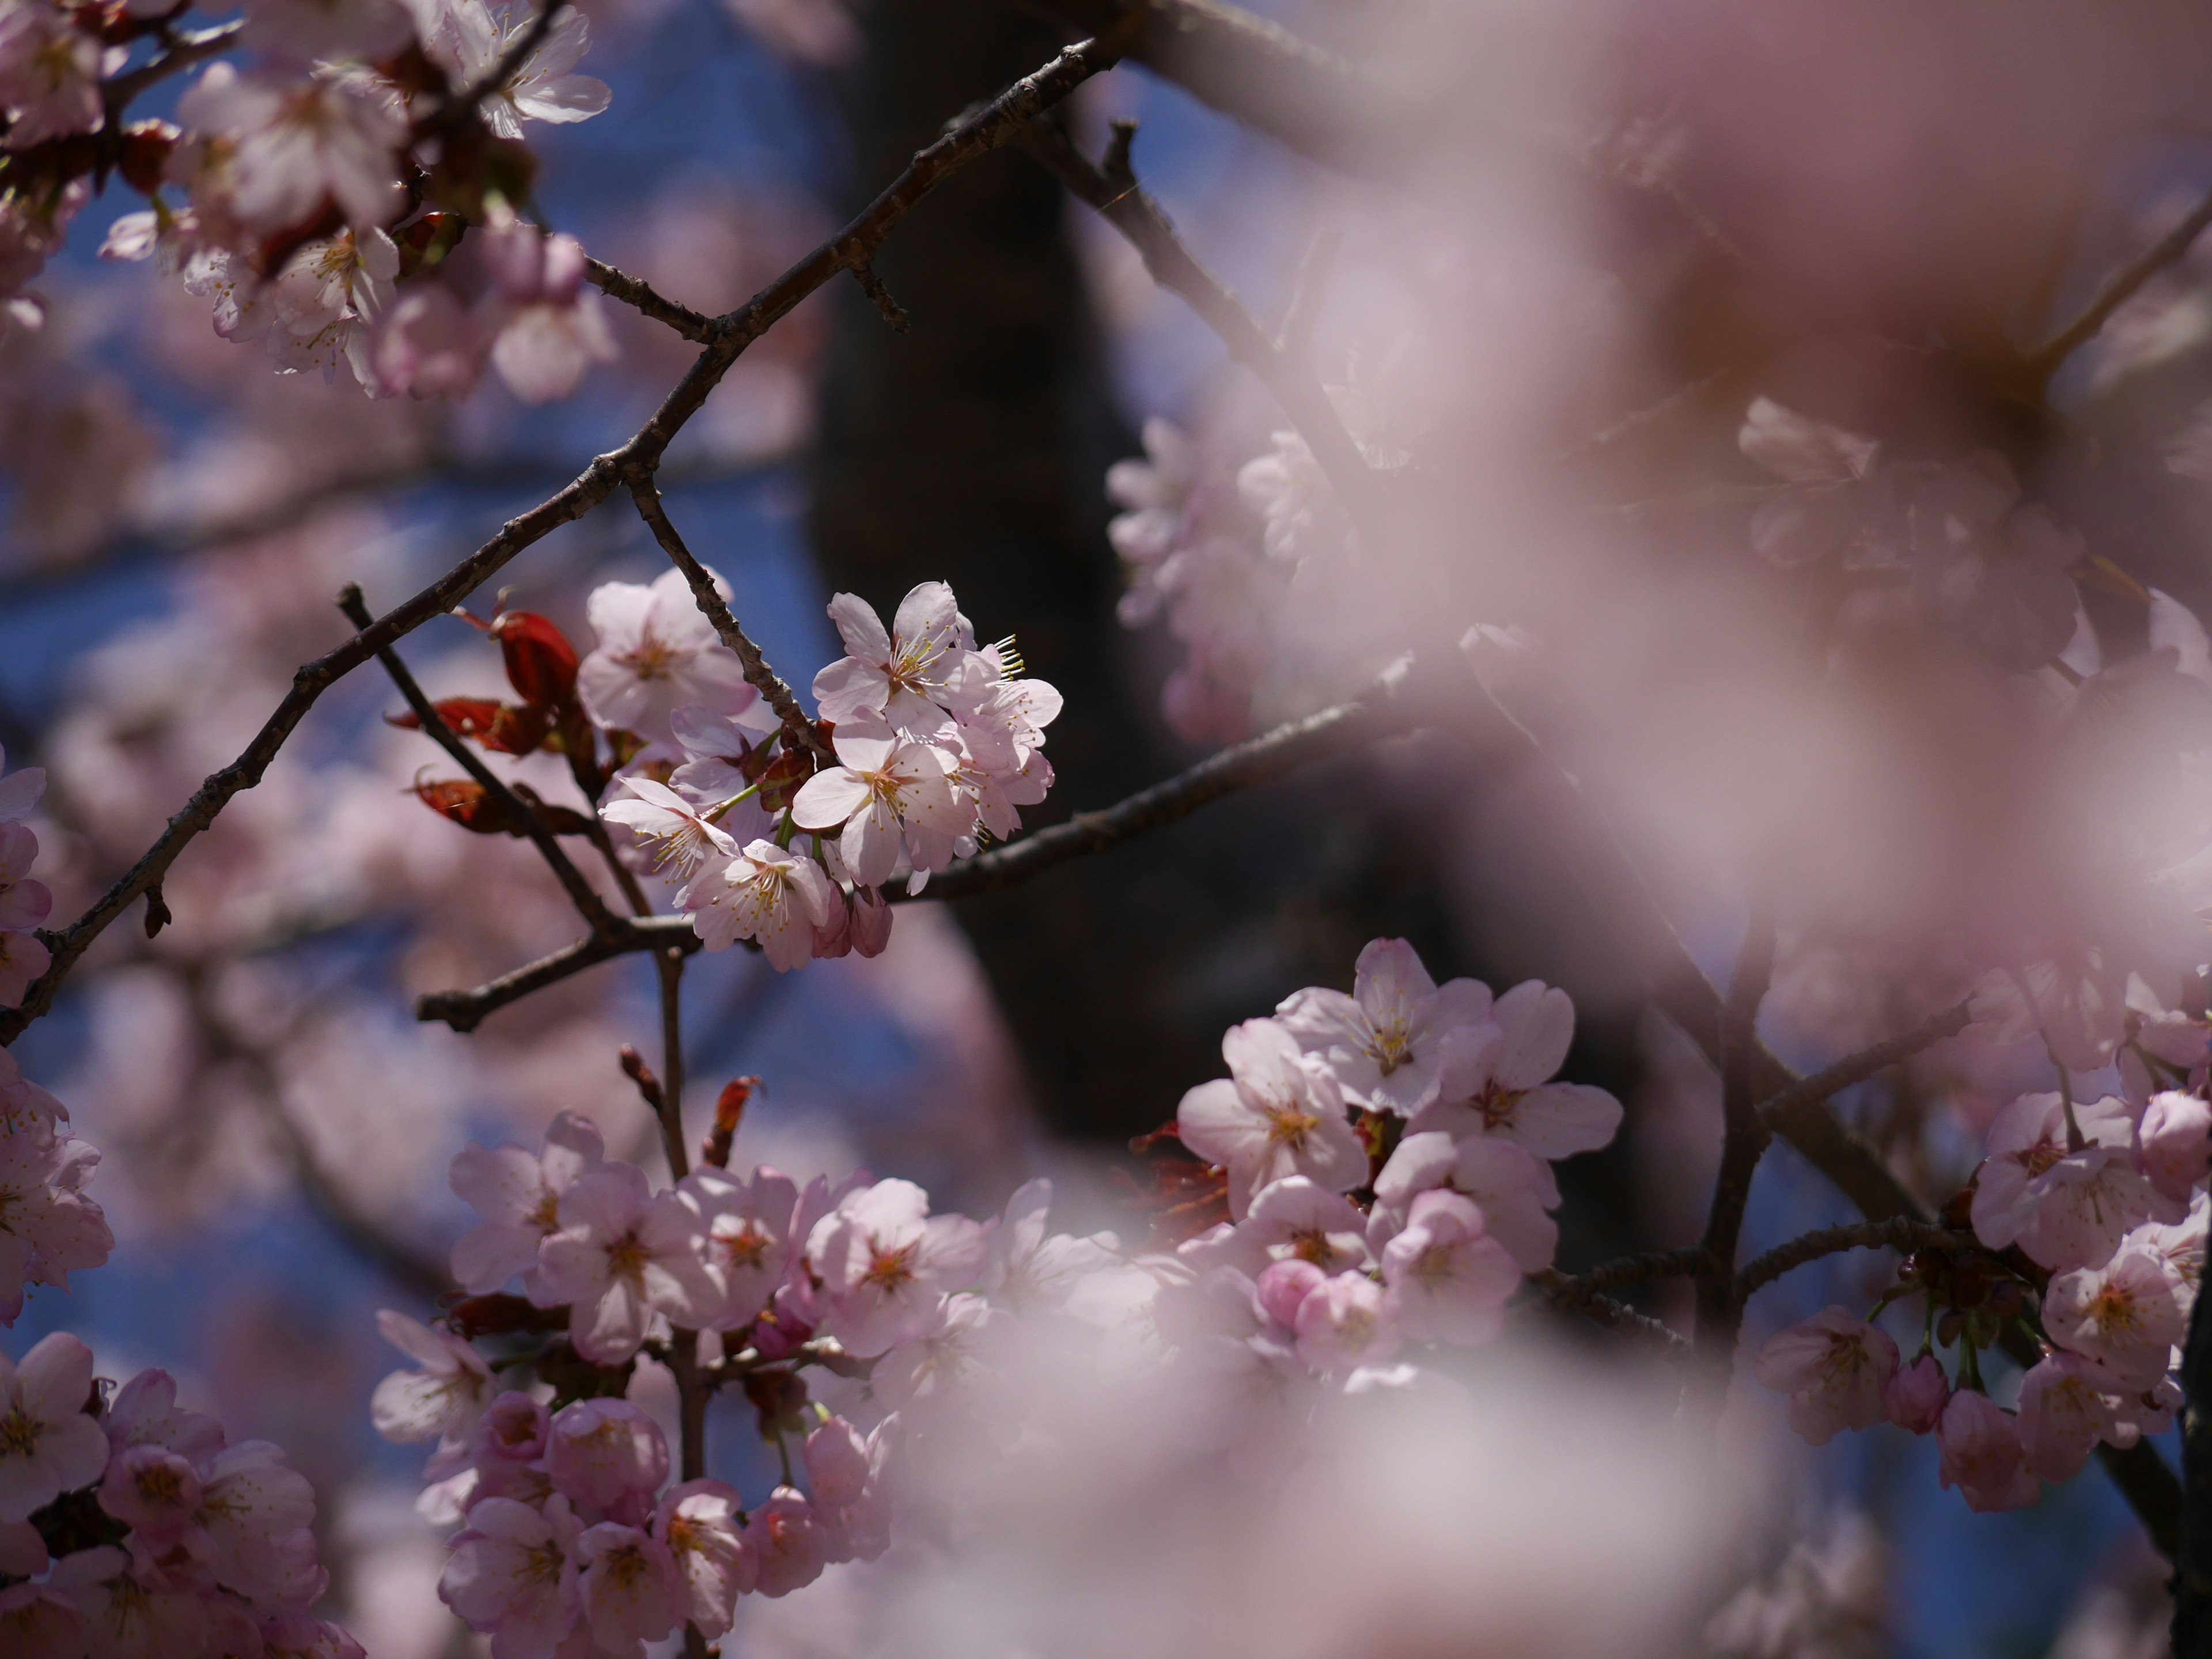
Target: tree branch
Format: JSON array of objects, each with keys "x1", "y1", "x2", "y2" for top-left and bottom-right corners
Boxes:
[
  {"x1": 584, "y1": 257, "x2": 712, "y2": 342},
  {"x1": 337, "y1": 584, "x2": 624, "y2": 937},
  {"x1": 911, "y1": 677, "x2": 1421, "y2": 901},
  {"x1": 414, "y1": 916, "x2": 700, "y2": 1032},
  {"x1": 2030, "y1": 185, "x2": 2212, "y2": 382},
  {"x1": 1528, "y1": 1268, "x2": 1690, "y2": 1354},
  {"x1": 1750, "y1": 999, "x2": 1974, "y2": 1137},
  {"x1": 1734, "y1": 1218, "x2": 1980, "y2": 1301},
  {"x1": 1693, "y1": 889, "x2": 1779, "y2": 1370},
  {"x1": 627, "y1": 479, "x2": 831, "y2": 759}
]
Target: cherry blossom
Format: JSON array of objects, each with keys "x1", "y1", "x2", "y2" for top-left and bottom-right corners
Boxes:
[
  {"x1": 742, "y1": 1486, "x2": 827, "y2": 1597},
  {"x1": 681, "y1": 838, "x2": 837, "y2": 969},
  {"x1": 0, "y1": 745, "x2": 43, "y2": 822},
  {"x1": 1883, "y1": 1353, "x2": 1948, "y2": 1434},
  {"x1": 602, "y1": 777, "x2": 740, "y2": 882},
  {"x1": 2016, "y1": 1353, "x2": 2134, "y2": 1482},
  {"x1": 2137, "y1": 1089, "x2": 2212, "y2": 1203},
  {"x1": 1737, "y1": 396, "x2": 1895, "y2": 569},
  {"x1": 674, "y1": 1164, "x2": 797, "y2": 1330},
  {"x1": 1936, "y1": 1390, "x2": 2040, "y2": 1513},
  {"x1": 1238, "y1": 1176, "x2": 1371, "y2": 1275},
  {"x1": 574, "y1": 1522, "x2": 680, "y2": 1655},
  {"x1": 790, "y1": 724, "x2": 965, "y2": 889},
  {"x1": 448, "y1": 1111, "x2": 607, "y2": 1296},
  {"x1": 0, "y1": 6, "x2": 105, "y2": 152},
  {"x1": 414, "y1": 0, "x2": 611, "y2": 142},
  {"x1": 188, "y1": 1440, "x2": 324, "y2": 1605},
  {"x1": 96, "y1": 1444, "x2": 202, "y2": 1546},
  {"x1": 2042, "y1": 1247, "x2": 2188, "y2": 1388},
  {"x1": 1970, "y1": 1091, "x2": 2177, "y2": 1271},
  {"x1": 1253, "y1": 1258, "x2": 1327, "y2": 1331},
  {"x1": 978, "y1": 1177, "x2": 1119, "y2": 1315},
  {"x1": 46, "y1": 1546, "x2": 207, "y2": 1657},
  {"x1": 869, "y1": 1290, "x2": 1002, "y2": 1414},
  {"x1": 1176, "y1": 1018, "x2": 1365, "y2": 1219},
  {"x1": 104, "y1": 1370, "x2": 222, "y2": 1468},
  {"x1": 369, "y1": 1309, "x2": 495, "y2": 1450},
  {"x1": 440, "y1": 1494, "x2": 583, "y2": 1658},
  {"x1": 245, "y1": 0, "x2": 416, "y2": 65},
  {"x1": 1293, "y1": 1271, "x2": 1401, "y2": 1372},
  {"x1": 544, "y1": 1400, "x2": 669, "y2": 1514},
  {"x1": 176, "y1": 63, "x2": 408, "y2": 234},
  {"x1": 532, "y1": 1164, "x2": 719, "y2": 1363},
  {"x1": 1275, "y1": 938, "x2": 1493, "y2": 1116},
  {"x1": 0, "y1": 1580, "x2": 77, "y2": 1657},
  {"x1": 1751, "y1": 1308, "x2": 1899, "y2": 1446},
  {"x1": 0, "y1": 1129, "x2": 112, "y2": 1321},
  {"x1": 805, "y1": 1177, "x2": 987, "y2": 1356},
  {"x1": 0, "y1": 1332, "x2": 108, "y2": 1521},
  {"x1": 477, "y1": 219, "x2": 619, "y2": 405},
  {"x1": 1416, "y1": 980, "x2": 1625, "y2": 1161},
  {"x1": 578, "y1": 569, "x2": 761, "y2": 745},
  {"x1": 812, "y1": 582, "x2": 967, "y2": 732},
  {"x1": 1370, "y1": 1131, "x2": 1561, "y2": 1272},
  {"x1": 1379, "y1": 1189, "x2": 1520, "y2": 1346},
  {"x1": 655, "y1": 1479, "x2": 755, "y2": 1638}
]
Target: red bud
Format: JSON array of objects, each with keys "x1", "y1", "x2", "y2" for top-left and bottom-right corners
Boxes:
[
  {"x1": 388, "y1": 697, "x2": 551, "y2": 756},
  {"x1": 488, "y1": 610, "x2": 580, "y2": 709}
]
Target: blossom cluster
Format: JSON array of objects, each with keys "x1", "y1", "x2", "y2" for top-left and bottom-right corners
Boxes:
[
  {"x1": 0, "y1": 749, "x2": 109, "y2": 1331},
  {"x1": 1755, "y1": 1074, "x2": 2210, "y2": 1512},
  {"x1": 1, "y1": 0, "x2": 618, "y2": 401},
  {"x1": 1164, "y1": 937, "x2": 1623, "y2": 1380},
  {"x1": 597, "y1": 577, "x2": 1061, "y2": 968},
  {"x1": 0, "y1": 1334, "x2": 357, "y2": 1659},
  {"x1": 374, "y1": 1104, "x2": 1120, "y2": 1652}
]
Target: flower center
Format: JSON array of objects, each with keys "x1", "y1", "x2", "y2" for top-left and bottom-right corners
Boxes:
[
  {"x1": 862, "y1": 1240, "x2": 920, "y2": 1293},
  {"x1": 719, "y1": 1219, "x2": 772, "y2": 1270},
  {"x1": 1477, "y1": 1084, "x2": 1526, "y2": 1131},
  {"x1": 0, "y1": 1407, "x2": 41, "y2": 1457},
  {"x1": 1262, "y1": 1103, "x2": 1321, "y2": 1151},
  {"x1": 1367, "y1": 1017, "x2": 1413, "y2": 1075},
  {"x1": 605, "y1": 1232, "x2": 650, "y2": 1282}
]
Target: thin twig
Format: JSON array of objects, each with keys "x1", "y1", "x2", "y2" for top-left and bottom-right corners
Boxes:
[
  {"x1": 583, "y1": 257, "x2": 712, "y2": 342},
  {"x1": 852, "y1": 263, "x2": 911, "y2": 332},
  {"x1": 415, "y1": 916, "x2": 699, "y2": 1032},
  {"x1": 2030, "y1": 184, "x2": 2212, "y2": 381},
  {"x1": 911, "y1": 677, "x2": 1421, "y2": 900},
  {"x1": 1751, "y1": 999, "x2": 1974, "y2": 1133},
  {"x1": 338, "y1": 584, "x2": 623, "y2": 937},
  {"x1": 1692, "y1": 888, "x2": 1779, "y2": 1368},
  {"x1": 1528, "y1": 1268, "x2": 1690, "y2": 1355},
  {"x1": 1735, "y1": 1218, "x2": 1980, "y2": 1301},
  {"x1": 1544, "y1": 1247, "x2": 1716, "y2": 1300},
  {"x1": 101, "y1": 20, "x2": 245, "y2": 112},
  {"x1": 654, "y1": 951, "x2": 688, "y2": 1180},
  {"x1": 626, "y1": 479, "x2": 831, "y2": 759}
]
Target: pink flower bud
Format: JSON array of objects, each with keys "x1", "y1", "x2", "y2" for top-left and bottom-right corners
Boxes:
[
  {"x1": 850, "y1": 886, "x2": 892, "y2": 956},
  {"x1": 2139, "y1": 1090, "x2": 2212, "y2": 1203},
  {"x1": 1253, "y1": 1258, "x2": 1326, "y2": 1331},
  {"x1": 1883, "y1": 1353, "x2": 1948, "y2": 1434}
]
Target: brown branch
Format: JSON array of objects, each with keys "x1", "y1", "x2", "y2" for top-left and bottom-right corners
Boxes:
[
  {"x1": 338, "y1": 584, "x2": 624, "y2": 937},
  {"x1": 584, "y1": 257, "x2": 711, "y2": 342},
  {"x1": 1021, "y1": 116, "x2": 1385, "y2": 532},
  {"x1": 1751, "y1": 999, "x2": 1974, "y2": 1135},
  {"x1": 102, "y1": 20, "x2": 244, "y2": 112},
  {"x1": 627, "y1": 479, "x2": 832, "y2": 759},
  {"x1": 415, "y1": 916, "x2": 699, "y2": 1033},
  {"x1": 1545, "y1": 1247, "x2": 1715, "y2": 1299},
  {"x1": 1528, "y1": 1268, "x2": 1690, "y2": 1355},
  {"x1": 2030, "y1": 185, "x2": 2212, "y2": 381},
  {"x1": 1692, "y1": 890, "x2": 1779, "y2": 1368},
  {"x1": 1734, "y1": 1219, "x2": 1979, "y2": 1301},
  {"x1": 3, "y1": 32, "x2": 1122, "y2": 1046},
  {"x1": 910, "y1": 678, "x2": 1421, "y2": 902}
]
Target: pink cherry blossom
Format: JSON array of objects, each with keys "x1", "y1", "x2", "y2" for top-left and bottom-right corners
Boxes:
[
  {"x1": 104, "y1": 1370, "x2": 222, "y2": 1467},
  {"x1": 1293, "y1": 1271, "x2": 1401, "y2": 1372},
  {"x1": 1240, "y1": 1176, "x2": 1370, "y2": 1275},
  {"x1": 0, "y1": 1580, "x2": 78, "y2": 1658},
  {"x1": 483, "y1": 229, "x2": 618, "y2": 405},
  {"x1": 1418, "y1": 980, "x2": 1624, "y2": 1160},
  {"x1": 189, "y1": 1440, "x2": 322, "y2": 1605},
  {"x1": 0, "y1": 1517, "x2": 43, "y2": 1574},
  {"x1": 1380, "y1": 1189, "x2": 1521, "y2": 1346},
  {"x1": 2138, "y1": 1089, "x2": 2212, "y2": 1204},
  {"x1": 47, "y1": 1546, "x2": 206, "y2": 1659},
  {"x1": 1254, "y1": 1258, "x2": 1328, "y2": 1330},
  {"x1": 177, "y1": 63, "x2": 408, "y2": 234},
  {"x1": 244, "y1": 0, "x2": 415, "y2": 65},
  {"x1": 0, "y1": 1130, "x2": 112, "y2": 1321},
  {"x1": 441, "y1": 1494, "x2": 582, "y2": 1659},
  {"x1": 544, "y1": 1399, "x2": 669, "y2": 1513},
  {"x1": 655, "y1": 1479, "x2": 755, "y2": 1638},
  {"x1": 370, "y1": 1309, "x2": 494, "y2": 1449},
  {"x1": 1177, "y1": 1018, "x2": 1365, "y2": 1219},
  {"x1": 868, "y1": 1290, "x2": 1002, "y2": 1413},
  {"x1": 600, "y1": 778, "x2": 738, "y2": 882},
  {"x1": 680, "y1": 839, "x2": 836, "y2": 969},
  {"x1": 97, "y1": 1444, "x2": 203, "y2": 1544},
  {"x1": 574, "y1": 1522, "x2": 679, "y2": 1656},
  {"x1": 2016, "y1": 1353, "x2": 2133, "y2": 1482},
  {"x1": 1883, "y1": 1353, "x2": 1948, "y2": 1434},
  {"x1": 0, "y1": 6, "x2": 104, "y2": 152},
  {"x1": 1936, "y1": 1391, "x2": 2040, "y2": 1513},
  {"x1": 979, "y1": 1177, "x2": 1119, "y2": 1314},
  {"x1": 1971, "y1": 1092, "x2": 2177, "y2": 1271},
  {"x1": 1751, "y1": 1308, "x2": 1899, "y2": 1446},
  {"x1": 415, "y1": 0, "x2": 610, "y2": 142},
  {"x1": 667, "y1": 704, "x2": 782, "y2": 808},
  {"x1": 532, "y1": 1164, "x2": 718, "y2": 1363},
  {"x1": 1374, "y1": 1132, "x2": 1561, "y2": 1273},
  {"x1": 806, "y1": 1177, "x2": 987, "y2": 1357},
  {"x1": 0, "y1": 822, "x2": 51, "y2": 931},
  {"x1": 578, "y1": 569, "x2": 759, "y2": 745},
  {"x1": 0, "y1": 1332, "x2": 109, "y2": 1520},
  {"x1": 0, "y1": 925, "x2": 48, "y2": 1009},
  {"x1": 812, "y1": 582, "x2": 966, "y2": 733},
  {"x1": 259, "y1": 1614, "x2": 367, "y2": 1659},
  {"x1": 2043, "y1": 1247, "x2": 2187, "y2": 1388},
  {"x1": 676, "y1": 1165, "x2": 797, "y2": 1330},
  {"x1": 449, "y1": 1111, "x2": 605, "y2": 1296},
  {"x1": 789, "y1": 725, "x2": 966, "y2": 889},
  {"x1": 372, "y1": 279, "x2": 484, "y2": 398},
  {"x1": 1275, "y1": 938, "x2": 1493, "y2": 1116},
  {"x1": 742, "y1": 1486, "x2": 827, "y2": 1597}
]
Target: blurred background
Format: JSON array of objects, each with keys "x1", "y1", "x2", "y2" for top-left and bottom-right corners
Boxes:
[{"x1": 6, "y1": 0, "x2": 2210, "y2": 1653}]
